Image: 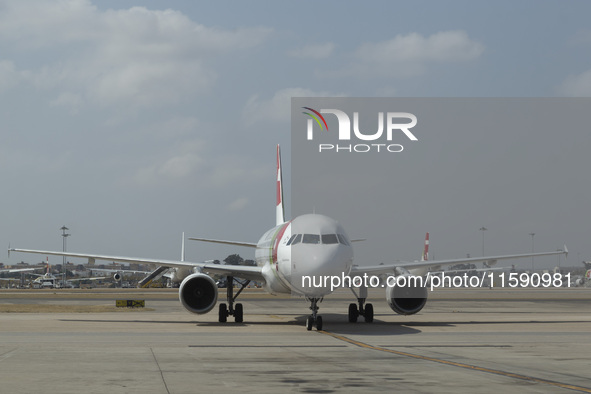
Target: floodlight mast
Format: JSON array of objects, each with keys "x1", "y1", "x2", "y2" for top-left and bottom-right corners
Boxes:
[{"x1": 61, "y1": 226, "x2": 70, "y2": 287}]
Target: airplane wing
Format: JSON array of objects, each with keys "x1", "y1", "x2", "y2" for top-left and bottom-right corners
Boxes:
[
  {"x1": 88, "y1": 268, "x2": 152, "y2": 275},
  {"x1": 188, "y1": 237, "x2": 257, "y2": 248},
  {"x1": 0, "y1": 267, "x2": 38, "y2": 273},
  {"x1": 430, "y1": 266, "x2": 507, "y2": 275},
  {"x1": 8, "y1": 248, "x2": 265, "y2": 282},
  {"x1": 350, "y1": 247, "x2": 568, "y2": 276},
  {"x1": 67, "y1": 277, "x2": 107, "y2": 282}
]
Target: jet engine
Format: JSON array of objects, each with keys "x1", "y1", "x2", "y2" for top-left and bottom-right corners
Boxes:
[
  {"x1": 113, "y1": 272, "x2": 121, "y2": 281},
  {"x1": 179, "y1": 273, "x2": 218, "y2": 314},
  {"x1": 386, "y1": 276, "x2": 428, "y2": 315}
]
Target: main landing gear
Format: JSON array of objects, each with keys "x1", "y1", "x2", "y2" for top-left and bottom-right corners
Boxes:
[
  {"x1": 218, "y1": 275, "x2": 250, "y2": 323},
  {"x1": 306, "y1": 297, "x2": 323, "y2": 331},
  {"x1": 348, "y1": 286, "x2": 374, "y2": 323}
]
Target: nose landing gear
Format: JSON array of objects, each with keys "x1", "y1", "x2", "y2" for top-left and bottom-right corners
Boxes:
[{"x1": 306, "y1": 297, "x2": 323, "y2": 331}]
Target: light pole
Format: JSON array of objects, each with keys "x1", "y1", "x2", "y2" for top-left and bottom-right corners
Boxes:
[
  {"x1": 479, "y1": 227, "x2": 487, "y2": 256},
  {"x1": 529, "y1": 232, "x2": 535, "y2": 272},
  {"x1": 61, "y1": 226, "x2": 70, "y2": 287}
]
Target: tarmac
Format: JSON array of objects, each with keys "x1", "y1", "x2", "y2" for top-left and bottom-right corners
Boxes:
[{"x1": 0, "y1": 287, "x2": 590, "y2": 393}]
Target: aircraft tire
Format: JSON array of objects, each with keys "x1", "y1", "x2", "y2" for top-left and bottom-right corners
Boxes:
[
  {"x1": 364, "y1": 303, "x2": 374, "y2": 323},
  {"x1": 348, "y1": 303, "x2": 358, "y2": 323},
  {"x1": 234, "y1": 303, "x2": 243, "y2": 323},
  {"x1": 219, "y1": 303, "x2": 227, "y2": 323}
]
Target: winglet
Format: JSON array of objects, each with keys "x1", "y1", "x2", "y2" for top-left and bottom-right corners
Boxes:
[
  {"x1": 7, "y1": 243, "x2": 10, "y2": 259},
  {"x1": 564, "y1": 244, "x2": 568, "y2": 258},
  {"x1": 276, "y1": 145, "x2": 285, "y2": 226}
]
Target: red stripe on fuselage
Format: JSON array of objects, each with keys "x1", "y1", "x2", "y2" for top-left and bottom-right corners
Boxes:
[{"x1": 272, "y1": 220, "x2": 291, "y2": 269}]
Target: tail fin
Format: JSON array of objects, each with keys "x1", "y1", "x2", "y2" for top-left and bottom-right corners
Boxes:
[
  {"x1": 276, "y1": 145, "x2": 285, "y2": 226},
  {"x1": 181, "y1": 232, "x2": 185, "y2": 262},
  {"x1": 421, "y1": 232, "x2": 429, "y2": 261}
]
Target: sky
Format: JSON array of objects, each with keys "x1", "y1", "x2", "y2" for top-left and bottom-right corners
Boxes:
[
  {"x1": 291, "y1": 98, "x2": 589, "y2": 271},
  {"x1": 1, "y1": 0, "x2": 591, "y2": 269}
]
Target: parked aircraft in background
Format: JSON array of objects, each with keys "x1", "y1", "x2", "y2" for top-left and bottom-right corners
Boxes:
[
  {"x1": 26, "y1": 259, "x2": 105, "y2": 289},
  {"x1": 572, "y1": 268, "x2": 591, "y2": 287},
  {"x1": 9, "y1": 146, "x2": 568, "y2": 330},
  {"x1": 0, "y1": 266, "x2": 44, "y2": 288},
  {"x1": 89, "y1": 267, "x2": 151, "y2": 282}
]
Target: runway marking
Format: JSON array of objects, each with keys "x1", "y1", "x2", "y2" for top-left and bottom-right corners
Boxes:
[
  {"x1": 321, "y1": 331, "x2": 591, "y2": 393},
  {"x1": 0, "y1": 348, "x2": 18, "y2": 362},
  {"x1": 189, "y1": 345, "x2": 347, "y2": 348},
  {"x1": 380, "y1": 344, "x2": 511, "y2": 348},
  {"x1": 150, "y1": 348, "x2": 171, "y2": 394}
]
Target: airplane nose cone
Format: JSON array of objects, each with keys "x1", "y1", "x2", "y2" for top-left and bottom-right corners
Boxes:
[{"x1": 290, "y1": 244, "x2": 353, "y2": 297}]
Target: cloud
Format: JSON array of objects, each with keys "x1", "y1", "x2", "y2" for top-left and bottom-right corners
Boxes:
[
  {"x1": 50, "y1": 92, "x2": 83, "y2": 110},
  {"x1": 135, "y1": 152, "x2": 203, "y2": 185},
  {"x1": 0, "y1": 60, "x2": 21, "y2": 92},
  {"x1": 557, "y1": 69, "x2": 591, "y2": 96},
  {"x1": 133, "y1": 139, "x2": 205, "y2": 186},
  {"x1": 135, "y1": 152, "x2": 202, "y2": 186},
  {"x1": 340, "y1": 30, "x2": 484, "y2": 78},
  {"x1": 227, "y1": 197, "x2": 249, "y2": 212},
  {"x1": 0, "y1": 1, "x2": 272, "y2": 108},
  {"x1": 287, "y1": 43, "x2": 335, "y2": 59},
  {"x1": 158, "y1": 153, "x2": 203, "y2": 179},
  {"x1": 243, "y1": 87, "x2": 345, "y2": 124}
]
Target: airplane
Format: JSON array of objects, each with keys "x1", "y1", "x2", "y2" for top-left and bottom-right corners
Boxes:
[
  {"x1": 572, "y1": 268, "x2": 591, "y2": 287},
  {"x1": 8, "y1": 145, "x2": 568, "y2": 330},
  {"x1": 88, "y1": 267, "x2": 152, "y2": 282},
  {"x1": 27, "y1": 259, "x2": 105, "y2": 289},
  {"x1": 0, "y1": 266, "x2": 45, "y2": 288}
]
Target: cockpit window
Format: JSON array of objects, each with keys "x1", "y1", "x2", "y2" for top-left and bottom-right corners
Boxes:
[
  {"x1": 302, "y1": 234, "x2": 320, "y2": 244},
  {"x1": 321, "y1": 234, "x2": 339, "y2": 244},
  {"x1": 337, "y1": 234, "x2": 350, "y2": 245},
  {"x1": 291, "y1": 234, "x2": 302, "y2": 245},
  {"x1": 289, "y1": 233, "x2": 347, "y2": 245}
]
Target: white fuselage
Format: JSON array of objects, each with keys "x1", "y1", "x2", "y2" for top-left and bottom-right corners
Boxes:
[{"x1": 254, "y1": 213, "x2": 354, "y2": 297}]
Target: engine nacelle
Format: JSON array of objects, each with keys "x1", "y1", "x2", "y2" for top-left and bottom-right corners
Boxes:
[
  {"x1": 386, "y1": 277, "x2": 428, "y2": 315},
  {"x1": 113, "y1": 273, "x2": 121, "y2": 281},
  {"x1": 179, "y1": 273, "x2": 218, "y2": 314}
]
